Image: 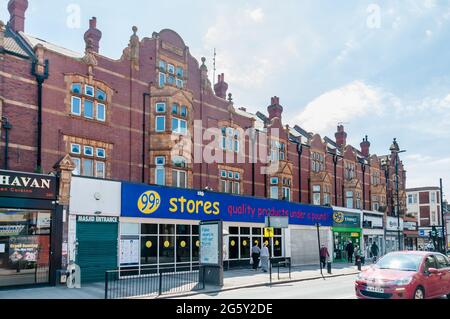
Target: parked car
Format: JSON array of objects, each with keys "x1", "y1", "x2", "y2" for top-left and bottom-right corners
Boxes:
[{"x1": 355, "y1": 251, "x2": 450, "y2": 299}]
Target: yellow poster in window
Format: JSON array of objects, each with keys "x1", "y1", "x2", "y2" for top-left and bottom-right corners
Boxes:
[{"x1": 264, "y1": 227, "x2": 274, "y2": 238}]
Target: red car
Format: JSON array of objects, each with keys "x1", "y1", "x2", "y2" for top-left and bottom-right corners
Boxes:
[{"x1": 355, "y1": 251, "x2": 450, "y2": 299}]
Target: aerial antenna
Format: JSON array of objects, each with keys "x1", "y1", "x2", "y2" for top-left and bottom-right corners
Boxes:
[{"x1": 213, "y1": 48, "x2": 217, "y2": 85}]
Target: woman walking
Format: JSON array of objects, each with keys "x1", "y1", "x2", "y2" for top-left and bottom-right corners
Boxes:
[{"x1": 260, "y1": 243, "x2": 270, "y2": 273}]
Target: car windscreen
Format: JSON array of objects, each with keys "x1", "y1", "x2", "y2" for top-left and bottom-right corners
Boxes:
[{"x1": 376, "y1": 253, "x2": 423, "y2": 272}]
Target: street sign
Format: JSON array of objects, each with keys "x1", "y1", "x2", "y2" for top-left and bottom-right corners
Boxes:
[
  {"x1": 264, "y1": 227, "x2": 275, "y2": 238},
  {"x1": 265, "y1": 216, "x2": 289, "y2": 228}
]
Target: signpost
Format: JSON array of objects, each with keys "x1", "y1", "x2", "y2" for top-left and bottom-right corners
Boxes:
[
  {"x1": 199, "y1": 220, "x2": 223, "y2": 287},
  {"x1": 265, "y1": 216, "x2": 289, "y2": 285}
]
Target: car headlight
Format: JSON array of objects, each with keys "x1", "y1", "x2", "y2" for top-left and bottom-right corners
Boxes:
[{"x1": 392, "y1": 277, "x2": 413, "y2": 286}]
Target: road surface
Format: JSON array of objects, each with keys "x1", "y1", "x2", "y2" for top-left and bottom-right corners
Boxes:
[{"x1": 180, "y1": 274, "x2": 358, "y2": 299}]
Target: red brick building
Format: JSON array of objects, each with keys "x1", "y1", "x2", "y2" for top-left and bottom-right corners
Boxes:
[{"x1": 0, "y1": 0, "x2": 407, "y2": 217}]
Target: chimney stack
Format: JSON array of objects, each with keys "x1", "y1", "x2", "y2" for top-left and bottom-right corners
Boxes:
[
  {"x1": 214, "y1": 73, "x2": 228, "y2": 99},
  {"x1": 335, "y1": 125, "x2": 347, "y2": 148},
  {"x1": 360, "y1": 135, "x2": 371, "y2": 157},
  {"x1": 267, "y1": 96, "x2": 283, "y2": 120},
  {"x1": 84, "y1": 17, "x2": 102, "y2": 53},
  {"x1": 8, "y1": 0, "x2": 28, "y2": 32}
]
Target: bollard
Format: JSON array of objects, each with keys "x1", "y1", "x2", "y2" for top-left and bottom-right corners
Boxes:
[
  {"x1": 327, "y1": 262, "x2": 332, "y2": 274},
  {"x1": 356, "y1": 259, "x2": 362, "y2": 271}
]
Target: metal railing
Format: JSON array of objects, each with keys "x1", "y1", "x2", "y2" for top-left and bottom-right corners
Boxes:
[
  {"x1": 105, "y1": 265, "x2": 205, "y2": 299},
  {"x1": 271, "y1": 257, "x2": 292, "y2": 281}
]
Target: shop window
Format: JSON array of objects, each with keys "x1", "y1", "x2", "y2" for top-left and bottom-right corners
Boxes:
[
  {"x1": 0, "y1": 209, "x2": 52, "y2": 287},
  {"x1": 141, "y1": 236, "x2": 158, "y2": 265},
  {"x1": 141, "y1": 223, "x2": 158, "y2": 234},
  {"x1": 192, "y1": 236, "x2": 199, "y2": 262},
  {"x1": 176, "y1": 236, "x2": 191, "y2": 264},
  {"x1": 160, "y1": 224, "x2": 175, "y2": 235},
  {"x1": 229, "y1": 227, "x2": 239, "y2": 235},
  {"x1": 229, "y1": 237, "x2": 239, "y2": 259},
  {"x1": 313, "y1": 185, "x2": 321, "y2": 205},
  {"x1": 155, "y1": 116, "x2": 166, "y2": 132},
  {"x1": 156, "y1": 102, "x2": 166, "y2": 113},
  {"x1": 192, "y1": 225, "x2": 199, "y2": 235},
  {"x1": 240, "y1": 237, "x2": 250, "y2": 259},
  {"x1": 274, "y1": 237, "x2": 282, "y2": 257}
]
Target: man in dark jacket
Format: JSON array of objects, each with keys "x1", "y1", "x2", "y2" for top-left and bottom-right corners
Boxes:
[
  {"x1": 346, "y1": 240, "x2": 354, "y2": 263},
  {"x1": 371, "y1": 242, "x2": 380, "y2": 263},
  {"x1": 320, "y1": 244, "x2": 330, "y2": 268}
]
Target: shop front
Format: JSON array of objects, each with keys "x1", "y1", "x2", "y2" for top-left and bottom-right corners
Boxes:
[
  {"x1": 68, "y1": 176, "x2": 120, "y2": 283},
  {"x1": 403, "y1": 219, "x2": 418, "y2": 251},
  {"x1": 385, "y1": 216, "x2": 404, "y2": 254},
  {"x1": 331, "y1": 207, "x2": 362, "y2": 263},
  {"x1": 362, "y1": 211, "x2": 384, "y2": 260},
  {"x1": 0, "y1": 170, "x2": 59, "y2": 288},
  {"x1": 120, "y1": 183, "x2": 333, "y2": 274}
]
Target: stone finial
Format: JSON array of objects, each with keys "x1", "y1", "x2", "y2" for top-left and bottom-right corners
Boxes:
[
  {"x1": 128, "y1": 26, "x2": 140, "y2": 70},
  {"x1": 34, "y1": 43, "x2": 46, "y2": 75},
  {"x1": 267, "y1": 96, "x2": 283, "y2": 120},
  {"x1": 228, "y1": 93, "x2": 233, "y2": 103},
  {"x1": 8, "y1": 0, "x2": 28, "y2": 32},
  {"x1": 84, "y1": 17, "x2": 102, "y2": 53},
  {"x1": 200, "y1": 57, "x2": 212, "y2": 91},
  {"x1": 214, "y1": 73, "x2": 228, "y2": 99}
]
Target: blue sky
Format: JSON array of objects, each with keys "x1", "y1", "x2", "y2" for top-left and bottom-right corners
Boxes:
[{"x1": 2, "y1": 0, "x2": 449, "y2": 198}]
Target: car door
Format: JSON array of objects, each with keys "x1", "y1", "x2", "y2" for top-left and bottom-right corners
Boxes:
[
  {"x1": 435, "y1": 254, "x2": 450, "y2": 296},
  {"x1": 422, "y1": 255, "x2": 441, "y2": 298}
]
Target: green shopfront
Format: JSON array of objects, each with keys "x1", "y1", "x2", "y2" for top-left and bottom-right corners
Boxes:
[{"x1": 331, "y1": 207, "x2": 362, "y2": 263}]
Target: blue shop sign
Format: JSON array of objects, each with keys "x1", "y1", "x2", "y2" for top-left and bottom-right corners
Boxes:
[{"x1": 121, "y1": 183, "x2": 333, "y2": 226}]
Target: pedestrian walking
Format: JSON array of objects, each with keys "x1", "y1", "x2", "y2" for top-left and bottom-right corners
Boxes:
[
  {"x1": 260, "y1": 242, "x2": 270, "y2": 273},
  {"x1": 320, "y1": 244, "x2": 330, "y2": 269},
  {"x1": 370, "y1": 242, "x2": 379, "y2": 263},
  {"x1": 346, "y1": 240, "x2": 354, "y2": 263},
  {"x1": 354, "y1": 245, "x2": 361, "y2": 265},
  {"x1": 251, "y1": 241, "x2": 261, "y2": 271}
]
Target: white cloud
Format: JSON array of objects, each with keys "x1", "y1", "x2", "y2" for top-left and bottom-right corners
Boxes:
[
  {"x1": 247, "y1": 8, "x2": 265, "y2": 23},
  {"x1": 426, "y1": 29, "x2": 433, "y2": 37},
  {"x1": 293, "y1": 81, "x2": 388, "y2": 132}
]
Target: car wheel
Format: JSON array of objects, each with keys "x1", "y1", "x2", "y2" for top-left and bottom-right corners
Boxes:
[{"x1": 414, "y1": 287, "x2": 425, "y2": 300}]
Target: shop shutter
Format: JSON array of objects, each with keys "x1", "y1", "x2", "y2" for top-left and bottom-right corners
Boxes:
[{"x1": 76, "y1": 222, "x2": 118, "y2": 283}]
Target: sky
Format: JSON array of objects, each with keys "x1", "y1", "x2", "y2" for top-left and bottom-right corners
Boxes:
[{"x1": 1, "y1": 0, "x2": 449, "y2": 199}]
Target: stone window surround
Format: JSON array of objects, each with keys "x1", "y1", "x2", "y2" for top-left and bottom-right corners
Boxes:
[
  {"x1": 218, "y1": 165, "x2": 244, "y2": 195},
  {"x1": 63, "y1": 135, "x2": 113, "y2": 179},
  {"x1": 65, "y1": 74, "x2": 114, "y2": 124}
]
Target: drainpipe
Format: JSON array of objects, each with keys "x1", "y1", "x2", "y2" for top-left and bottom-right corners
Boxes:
[
  {"x1": 31, "y1": 59, "x2": 49, "y2": 173},
  {"x1": 297, "y1": 142, "x2": 303, "y2": 203},
  {"x1": 2, "y1": 117, "x2": 11, "y2": 170},
  {"x1": 361, "y1": 163, "x2": 366, "y2": 210},
  {"x1": 142, "y1": 92, "x2": 151, "y2": 183}
]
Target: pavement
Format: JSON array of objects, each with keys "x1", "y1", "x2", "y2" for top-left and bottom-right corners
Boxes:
[{"x1": 0, "y1": 262, "x2": 361, "y2": 299}]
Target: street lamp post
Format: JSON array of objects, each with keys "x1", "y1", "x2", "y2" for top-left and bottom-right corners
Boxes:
[{"x1": 390, "y1": 139, "x2": 406, "y2": 252}]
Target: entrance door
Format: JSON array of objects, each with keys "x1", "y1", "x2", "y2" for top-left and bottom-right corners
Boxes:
[
  {"x1": 333, "y1": 232, "x2": 360, "y2": 262},
  {"x1": 76, "y1": 221, "x2": 118, "y2": 283}
]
